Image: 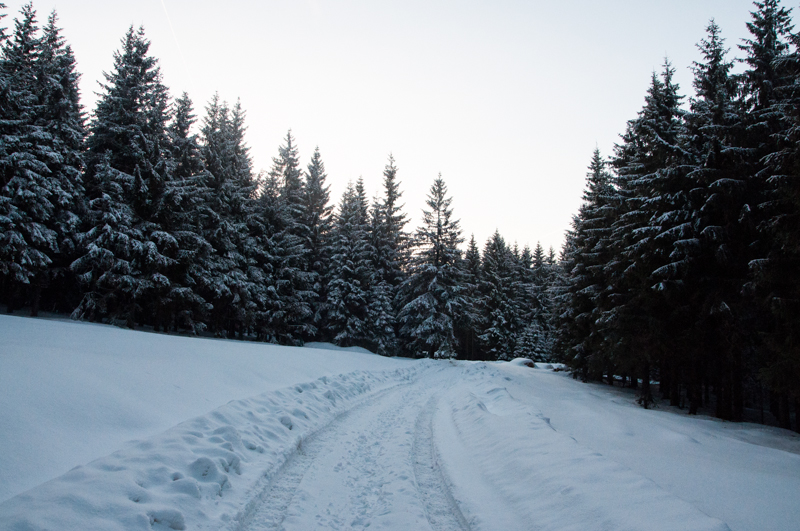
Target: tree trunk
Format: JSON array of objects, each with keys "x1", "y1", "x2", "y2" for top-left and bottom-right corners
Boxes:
[
  {"x1": 794, "y1": 398, "x2": 800, "y2": 434},
  {"x1": 6, "y1": 284, "x2": 18, "y2": 314},
  {"x1": 715, "y1": 357, "x2": 732, "y2": 421},
  {"x1": 29, "y1": 280, "x2": 42, "y2": 317},
  {"x1": 779, "y1": 393, "x2": 791, "y2": 430},
  {"x1": 770, "y1": 391, "x2": 779, "y2": 421},
  {"x1": 689, "y1": 357, "x2": 700, "y2": 415},
  {"x1": 126, "y1": 302, "x2": 136, "y2": 330},
  {"x1": 670, "y1": 362, "x2": 681, "y2": 407},
  {"x1": 732, "y1": 353, "x2": 744, "y2": 422},
  {"x1": 639, "y1": 362, "x2": 653, "y2": 409},
  {"x1": 660, "y1": 359, "x2": 671, "y2": 400}
]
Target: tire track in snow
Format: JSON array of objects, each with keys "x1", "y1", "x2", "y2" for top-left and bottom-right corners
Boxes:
[
  {"x1": 233, "y1": 384, "x2": 404, "y2": 531},
  {"x1": 412, "y1": 394, "x2": 472, "y2": 531},
  {"x1": 236, "y1": 369, "x2": 471, "y2": 531}
]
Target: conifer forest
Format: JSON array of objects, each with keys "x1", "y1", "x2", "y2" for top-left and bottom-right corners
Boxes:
[{"x1": 1, "y1": 1, "x2": 799, "y2": 433}]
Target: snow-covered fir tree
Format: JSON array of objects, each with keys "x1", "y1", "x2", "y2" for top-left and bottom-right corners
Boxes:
[
  {"x1": 477, "y1": 230, "x2": 520, "y2": 360},
  {"x1": 272, "y1": 130, "x2": 304, "y2": 217},
  {"x1": 250, "y1": 168, "x2": 314, "y2": 344},
  {"x1": 301, "y1": 146, "x2": 334, "y2": 334},
  {"x1": 661, "y1": 20, "x2": 751, "y2": 416},
  {"x1": 264, "y1": 130, "x2": 315, "y2": 339},
  {"x1": 557, "y1": 150, "x2": 617, "y2": 378},
  {"x1": 359, "y1": 155, "x2": 410, "y2": 355},
  {"x1": 378, "y1": 154, "x2": 409, "y2": 292},
  {"x1": 365, "y1": 195, "x2": 399, "y2": 355},
  {"x1": 603, "y1": 61, "x2": 686, "y2": 407},
  {"x1": 159, "y1": 92, "x2": 214, "y2": 332},
  {"x1": 397, "y1": 175, "x2": 464, "y2": 358},
  {"x1": 513, "y1": 244, "x2": 544, "y2": 362},
  {"x1": 197, "y1": 95, "x2": 258, "y2": 337},
  {"x1": 327, "y1": 178, "x2": 373, "y2": 348},
  {"x1": 71, "y1": 26, "x2": 177, "y2": 329},
  {"x1": 455, "y1": 234, "x2": 484, "y2": 360},
  {"x1": 0, "y1": 6, "x2": 84, "y2": 316},
  {"x1": 742, "y1": 1, "x2": 800, "y2": 428}
]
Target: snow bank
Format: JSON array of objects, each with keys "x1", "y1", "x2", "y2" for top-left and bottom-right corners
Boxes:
[
  {"x1": 0, "y1": 315, "x2": 408, "y2": 503},
  {"x1": 302, "y1": 341, "x2": 374, "y2": 354},
  {"x1": 480, "y1": 362, "x2": 800, "y2": 531},
  {"x1": 0, "y1": 362, "x2": 422, "y2": 530},
  {"x1": 434, "y1": 363, "x2": 730, "y2": 531}
]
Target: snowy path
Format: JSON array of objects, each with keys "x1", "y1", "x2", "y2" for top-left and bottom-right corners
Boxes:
[
  {"x1": 412, "y1": 395, "x2": 471, "y2": 531},
  {"x1": 237, "y1": 370, "x2": 468, "y2": 531},
  {"x1": 231, "y1": 363, "x2": 737, "y2": 531}
]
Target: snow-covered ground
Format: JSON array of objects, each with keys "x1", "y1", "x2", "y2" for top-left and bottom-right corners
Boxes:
[{"x1": 1, "y1": 315, "x2": 798, "y2": 530}]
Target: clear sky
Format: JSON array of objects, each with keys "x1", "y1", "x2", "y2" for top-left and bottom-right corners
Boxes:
[{"x1": 4, "y1": 0, "x2": 763, "y2": 253}]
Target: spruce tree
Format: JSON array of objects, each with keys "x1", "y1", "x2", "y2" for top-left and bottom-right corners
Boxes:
[
  {"x1": 160, "y1": 92, "x2": 213, "y2": 332},
  {"x1": 251, "y1": 168, "x2": 313, "y2": 344},
  {"x1": 379, "y1": 154, "x2": 409, "y2": 290},
  {"x1": 740, "y1": 0, "x2": 793, "y2": 112},
  {"x1": 559, "y1": 151, "x2": 620, "y2": 378},
  {"x1": 72, "y1": 26, "x2": 174, "y2": 328},
  {"x1": 0, "y1": 6, "x2": 84, "y2": 315},
  {"x1": 365, "y1": 195, "x2": 398, "y2": 355},
  {"x1": 748, "y1": 3, "x2": 800, "y2": 429},
  {"x1": 263, "y1": 130, "x2": 316, "y2": 339},
  {"x1": 397, "y1": 175, "x2": 464, "y2": 358},
  {"x1": 530, "y1": 243, "x2": 558, "y2": 361},
  {"x1": 668, "y1": 20, "x2": 751, "y2": 416},
  {"x1": 0, "y1": 4, "x2": 47, "y2": 311},
  {"x1": 198, "y1": 95, "x2": 257, "y2": 337},
  {"x1": 36, "y1": 11, "x2": 86, "y2": 313},
  {"x1": 456, "y1": 234, "x2": 483, "y2": 359},
  {"x1": 359, "y1": 154, "x2": 410, "y2": 355},
  {"x1": 327, "y1": 179, "x2": 372, "y2": 348},
  {"x1": 606, "y1": 62, "x2": 686, "y2": 407},
  {"x1": 302, "y1": 146, "x2": 333, "y2": 333},
  {"x1": 514, "y1": 244, "x2": 550, "y2": 362},
  {"x1": 478, "y1": 231, "x2": 520, "y2": 360}
]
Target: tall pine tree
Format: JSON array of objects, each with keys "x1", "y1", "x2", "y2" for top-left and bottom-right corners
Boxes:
[
  {"x1": 301, "y1": 146, "x2": 334, "y2": 333},
  {"x1": 397, "y1": 175, "x2": 464, "y2": 358},
  {"x1": 72, "y1": 26, "x2": 174, "y2": 328},
  {"x1": 327, "y1": 178, "x2": 373, "y2": 348},
  {"x1": 0, "y1": 6, "x2": 84, "y2": 315},
  {"x1": 198, "y1": 95, "x2": 258, "y2": 337}
]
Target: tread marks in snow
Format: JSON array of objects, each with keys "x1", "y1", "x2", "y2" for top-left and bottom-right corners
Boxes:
[
  {"x1": 233, "y1": 384, "x2": 404, "y2": 531},
  {"x1": 235, "y1": 380, "x2": 471, "y2": 531},
  {"x1": 412, "y1": 395, "x2": 472, "y2": 531}
]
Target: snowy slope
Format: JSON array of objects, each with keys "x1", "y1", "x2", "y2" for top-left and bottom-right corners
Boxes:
[
  {"x1": 1, "y1": 315, "x2": 799, "y2": 530},
  {"x1": 0, "y1": 315, "x2": 409, "y2": 503}
]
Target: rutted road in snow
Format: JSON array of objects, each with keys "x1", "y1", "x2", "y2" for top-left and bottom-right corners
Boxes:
[
  {"x1": 237, "y1": 369, "x2": 468, "y2": 531},
  {"x1": 2, "y1": 323, "x2": 799, "y2": 531},
  {"x1": 233, "y1": 362, "x2": 736, "y2": 531},
  {"x1": 412, "y1": 395, "x2": 471, "y2": 531}
]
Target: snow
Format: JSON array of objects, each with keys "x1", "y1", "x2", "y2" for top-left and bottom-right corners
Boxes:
[
  {"x1": 0, "y1": 316, "x2": 408, "y2": 504},
  {"x1": 1, "y1": 315, "x2": 799, "y2": 530}
]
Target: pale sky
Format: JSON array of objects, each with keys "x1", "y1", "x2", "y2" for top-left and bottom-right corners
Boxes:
[{"x1": 4, "y1": 0, "x2": 761, "y2": 253}]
